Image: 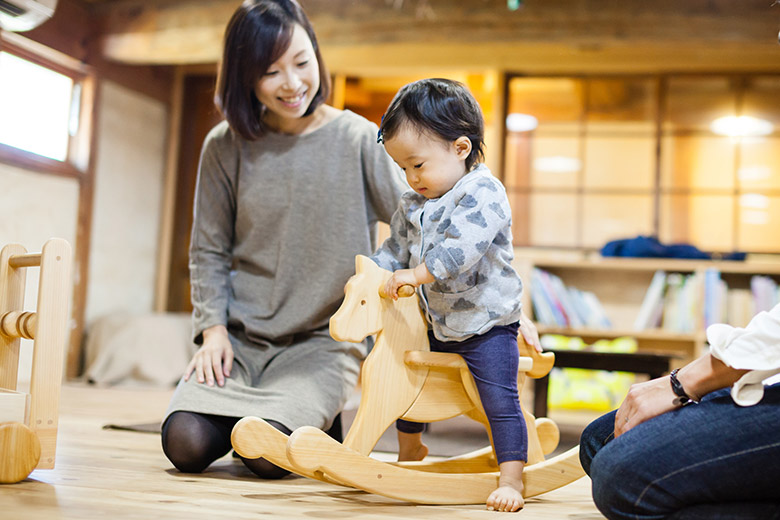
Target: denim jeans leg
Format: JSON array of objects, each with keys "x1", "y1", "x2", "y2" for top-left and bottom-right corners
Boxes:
[
  {"x1": 582, "y1": 384, "x2": 780, "y2": 520},
  {"x1": 579, "y1": 410, "x2": 616, "y2": 475},
  {"x1": 450, "y1": 323, "x2": 528, "y2": 464},
  {"x1": 396, "y1": 418, "x2": 425, "y2": 433}
]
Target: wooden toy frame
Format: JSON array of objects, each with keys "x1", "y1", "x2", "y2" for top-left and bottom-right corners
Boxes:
[
  {"x1": 0, "y1": 239, "x2": 72, "y2": 484},
  {"x1": 232, "y1": 255, "x2": 584, "y2": 504}
]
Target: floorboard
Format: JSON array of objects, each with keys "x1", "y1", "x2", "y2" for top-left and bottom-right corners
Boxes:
[{"x1": 0, "y1": 383, "x2": 604, "y2": 519}]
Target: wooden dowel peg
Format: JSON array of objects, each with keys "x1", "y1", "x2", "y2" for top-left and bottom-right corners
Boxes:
[
  {"x1": 378, "y1": 284, "x2": 415, "y2": 299},
  {"x1": 8, "y1": 253, "x2": 42, "y2": 269},
  {"x1": 0, "y1": 311, "x2": 37, "y2": 340}
]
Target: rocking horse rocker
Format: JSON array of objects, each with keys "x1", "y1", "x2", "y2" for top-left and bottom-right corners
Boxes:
[{"x1": 231, "y1": 255, "x2": 584, "y2": 504}]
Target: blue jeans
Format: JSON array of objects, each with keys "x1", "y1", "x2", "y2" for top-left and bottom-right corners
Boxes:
[
  {"x1": 580, "y1": 383, "x2": 780, "y2": 520},
  {"x1": 396, "y1": 322, "x2": 528, "y2": 464}
]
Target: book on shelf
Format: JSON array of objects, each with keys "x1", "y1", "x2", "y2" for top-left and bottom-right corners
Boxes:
[
  {"x1": 580, "y1": 291, "x2": 612, "y2": 329},
  {"x1": 531, "y1": 261, "x2": 779, "y2": 334},
  {"x1": 633, "y1": 270, "x2": 666, "y2": 330},
  {"x1": 752, "y1": 275, "x2": 780, "y2": 314},
  {"x1": 530, "y1": 267, "x2": 611, "y2": 328},
  {"x1": 548, "y1": 271, "x2": 585, "y2": 328},
  {"x1": 633, "y1": 270, "x2": 704, "y2": 333},
  {"x1": 660, "y1": 272, "x2": 703, "y2": 333},
  {"x1": 530, "y1": 274, "x2": 559, "y2": 326},
  {"x1": 632, "y1": 268, "x2": 779, "y2": 332},
  {"x1": 727, "y1": 289, "x2": 754, "y2": 329},
  {"x1": 703, "y1": 268, "x2": 728, "y2": 328}
]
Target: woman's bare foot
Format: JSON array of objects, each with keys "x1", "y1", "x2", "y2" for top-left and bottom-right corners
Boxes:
[
  {"x1": 486, "y1": 460, "x2": 525, "y2": 512},
  {"x1": 397, "y1": 430, "x2": 429, "y2": 461}
]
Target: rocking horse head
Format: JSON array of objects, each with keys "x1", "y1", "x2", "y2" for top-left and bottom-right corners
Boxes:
[
  {"x1": 330, "y1": 256, "x2": 388, "y2": 343},
  {"x1": 330, "y1": 255, "x2": 417, "y2": 343}
]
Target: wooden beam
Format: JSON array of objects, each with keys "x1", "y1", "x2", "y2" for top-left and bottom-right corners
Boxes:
[
  {"x1": 98, "y1": 0, "x2": 234, "y2": 65},
  {"x1": 65, "y1": 71, "x2": 99, "y2": 380},
  {"x1": 321, "y1": 41, "x2": 780, "y2": 76},
  {"x1": 24, "y1": 0, "x2": 174, "y2": 103},
  {"x1": 154, "y1": 67, "x2": 185, "y2": 312},
  {"x1": 93, "y1": 0, "x2": 780, "y2": 70}
]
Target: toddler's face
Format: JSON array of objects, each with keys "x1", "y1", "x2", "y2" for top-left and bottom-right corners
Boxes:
[{"x1": 384, "y1": 125, "x2": 470, "y2": 200}]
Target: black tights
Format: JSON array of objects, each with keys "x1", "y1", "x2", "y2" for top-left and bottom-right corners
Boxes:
[{"x1": 161, "y1": 411, "x2": 342, "y2": 479}]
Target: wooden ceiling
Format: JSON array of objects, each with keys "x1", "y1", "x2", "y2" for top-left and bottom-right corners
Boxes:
[{"x1": 74, "y1": 0, "x2": 780, "y2": 74}]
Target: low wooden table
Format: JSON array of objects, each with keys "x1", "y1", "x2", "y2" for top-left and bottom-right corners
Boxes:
[{"x1": 533, "y1": 348, "x2": 679, "y2": 418}]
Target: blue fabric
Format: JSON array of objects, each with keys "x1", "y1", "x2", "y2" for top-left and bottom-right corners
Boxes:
[
  {"x1": 396, "y1": 322, "x2": 528, "y2": 464},
  {"x1": 579, "y1": 384, "x2": 780, "y2": 520},
  {"x1": 600, "y1": 236, "x2": 746, "y2": 261}
]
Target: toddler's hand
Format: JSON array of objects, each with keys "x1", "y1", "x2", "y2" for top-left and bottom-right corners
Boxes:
[
  {"x1": 384, "y1": 269, "x2": 418, "y2": 300},
  {"x1": 519, "y1": 311, "x2": 542, "y2": 352}
]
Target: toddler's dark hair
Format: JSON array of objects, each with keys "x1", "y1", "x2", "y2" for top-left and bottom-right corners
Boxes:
[{"x1": 379, "y1": 78, "x2": 485, "y2": 171}]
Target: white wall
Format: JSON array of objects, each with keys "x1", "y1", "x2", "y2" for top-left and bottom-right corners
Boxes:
[
  {"x1": 0, "y1": 79, "x2": 168, "y2": 384},
  {"x1": 0, "y1": 165, "x2": 79, "y2": 386},
  {"x1": 85, "y1": 81, "x2": 167, "y2": 324}
]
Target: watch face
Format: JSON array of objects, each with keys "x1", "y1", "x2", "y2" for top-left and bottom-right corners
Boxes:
[{"x1": 673, "y1": 395, "x2": 691, "y2": 407}]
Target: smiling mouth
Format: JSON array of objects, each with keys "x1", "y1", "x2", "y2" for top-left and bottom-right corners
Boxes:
[{"x1": 279, "y1": 91, "x2": 307, "y2": 107}]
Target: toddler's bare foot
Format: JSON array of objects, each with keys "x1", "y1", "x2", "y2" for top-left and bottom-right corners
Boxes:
[
  {"x1": 397, "y1": 442, "x2": 428, "y2": 461},
  {"x1": 486, "y1": 484, "x2": 524, "y2": 512},
  {"x1": 488, "y1": 461, "x2": 525, "y2": 512},
  {"x1": 397, "y1": 430, "x2": 429, "y2": 461}
]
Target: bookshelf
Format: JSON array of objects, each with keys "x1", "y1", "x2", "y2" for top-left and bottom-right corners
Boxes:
[{"x1": 513, "y1": 250, "x2": 780, "y2": 364}]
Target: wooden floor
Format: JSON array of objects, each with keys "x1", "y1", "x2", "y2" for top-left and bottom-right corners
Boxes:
[{"x1": 1, "y1": 383, "x2": 604, "y2": 519}]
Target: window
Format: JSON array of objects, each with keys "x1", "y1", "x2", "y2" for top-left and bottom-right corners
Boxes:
[
  {"x1": 0, "y1": 33, "x2": 91, "y2": 176},
  {"x1": 504, "y1": 74, "x2": 780, "y2": 254},
  {"x1": 0, "y1": 51, "x2": 75, "y2": 161}
]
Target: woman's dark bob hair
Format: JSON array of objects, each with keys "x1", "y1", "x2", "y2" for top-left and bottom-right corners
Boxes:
[
  {"x1": 378, "y1": 78, "x2": 485, "y2": 171},
  {"x1": 215, "y1": 0, "x2": 331, "y2": 140}
]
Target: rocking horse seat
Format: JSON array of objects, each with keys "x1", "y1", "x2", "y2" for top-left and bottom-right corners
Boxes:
[{"x1": 404, "y1": 350, "x2": 534, "y2": 373}]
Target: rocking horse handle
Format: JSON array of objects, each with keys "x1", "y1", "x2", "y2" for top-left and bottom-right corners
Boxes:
[{"x1": 378, "y1": 284, "x2": 416, "y2": 299}]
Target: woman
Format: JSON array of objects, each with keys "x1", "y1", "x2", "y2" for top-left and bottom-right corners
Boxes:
[
  {"x1": 580, "y1": 303, "x2": 780, "y2": 519},
  {"x1": 160, "y1": 0, "x2": 407, "y2": 478}
]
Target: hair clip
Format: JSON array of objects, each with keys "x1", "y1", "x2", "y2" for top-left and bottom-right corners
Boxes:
[{"x1": 377, "y1": 113, "x2": 385, "y2": 144}]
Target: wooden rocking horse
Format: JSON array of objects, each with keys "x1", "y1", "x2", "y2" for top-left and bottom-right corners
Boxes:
[{"x1": 231, "y1": 255, "x2": 584, "y2": 504}]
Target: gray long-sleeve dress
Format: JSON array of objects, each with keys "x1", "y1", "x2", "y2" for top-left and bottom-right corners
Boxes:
[{"x1": 164, "y1": 110, "x2": 407, "y2": 431}]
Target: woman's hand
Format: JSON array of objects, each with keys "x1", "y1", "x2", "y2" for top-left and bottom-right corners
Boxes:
[
  {"x1": 183, "y1": 325, "x2": 234, "y2": 387},
  {"x1": 518, "y1": 311, "x2": 542, "y2": 352},
  {"x1": 614, "y1": 353, "x2": 748, "y2": 437},
  {"x1": 614, "y1": 376, "x2": 678, "y2": 437}
]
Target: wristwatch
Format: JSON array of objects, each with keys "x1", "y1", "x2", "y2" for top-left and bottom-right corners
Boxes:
[{"x1": 670, "y1": 368, "x2": 699, "y2": 407}]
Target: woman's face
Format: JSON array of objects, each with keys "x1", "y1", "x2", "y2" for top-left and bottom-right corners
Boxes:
[{"x1": 254, "y1": 24, "x2": 320, "y2": 126}]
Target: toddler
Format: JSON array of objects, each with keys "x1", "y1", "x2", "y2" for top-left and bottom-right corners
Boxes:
[{"x1": 371, "y1": 78, "x2": 529, "y2": 512}]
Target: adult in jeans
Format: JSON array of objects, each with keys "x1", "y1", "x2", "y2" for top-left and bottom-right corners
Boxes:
[{"x1": 580, "y1": 303, "x2": 780, "y2": 519}]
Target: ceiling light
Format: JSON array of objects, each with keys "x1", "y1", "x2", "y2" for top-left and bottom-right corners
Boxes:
[
  {"x1": 739, "y1": 193, "x2": 769, "y2": 209},
  {"x1": 738, "y1": 166, "x2": 771, "y2": 181},
  {"x1": 710, "y1": 116, "x2": 774, "y2": 137},
  {"x1": 506, "y1": 113, "x2": 538, "y2": 132},
  {"x1": 533, "y1": 156, "x2": 581, "y2": 174}
]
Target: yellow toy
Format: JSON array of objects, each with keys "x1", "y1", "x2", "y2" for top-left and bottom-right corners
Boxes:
[
  {"x1": 0, "y1": 239, "x2": 72, "y2": 484},
  {"x1": 232, "y1": 255, "x2": 584, "y2": 504}
]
